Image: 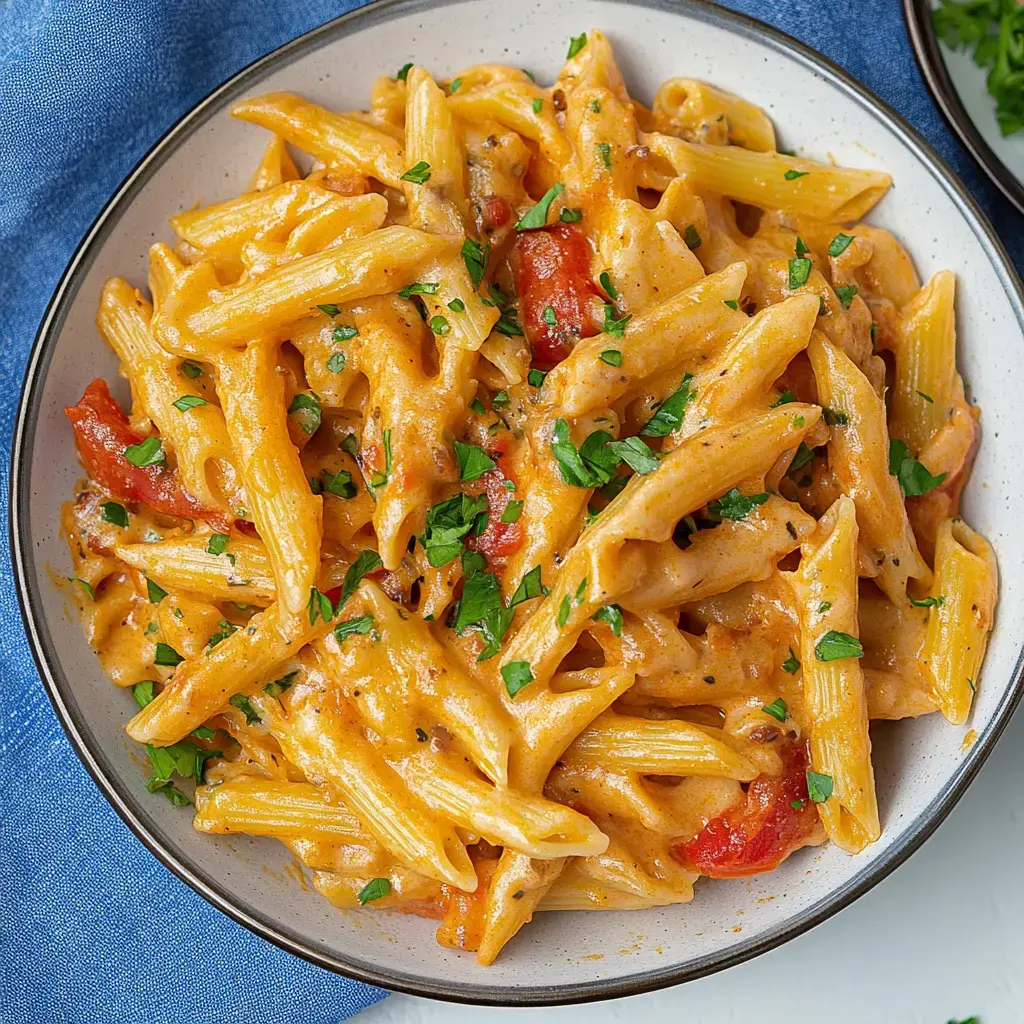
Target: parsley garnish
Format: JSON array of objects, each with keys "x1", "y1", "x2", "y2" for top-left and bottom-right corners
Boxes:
[
  {"x1": 806, "y1": 770, "x2": 834, "y2": 803},
  {"x1": 430, "y1": 315, "x2": 451, "y2": 336},
  {"x1": 461, "y1": 238, "x2": 490, "y2": 287},
  {"x1": 592, "y1": 604, "x2": 623, "y2": 636},
  {"x1": 828, "y1": 233, "x2": 854, "y2": 256},
  {"x1": 822, "y1": 407, "x2": 848, "y2": 426},
  {"x1": 358, "y1": 877, "x2": 392, "y2": 904},
  {"x1": 550, "y1": 418, "x2": 617, "y2": 488},
  {"x1": 815, "y1": 630, "x2": 864, "y2": 661},
  {"x1": 709, "y1": 489, "x2": 769, "y2": 521},
  {"x1": 317, "y1": 303, "x2": 341, "y2": 317},
  {"x1": 888, "y1": 439, "x2": 947, "y2": 496},
  {"x1": 181, "y1": 360, "x2": 203, "y2": 379},
  {"x1": 229, "y1": 693, "x2": 261, "y2": 725},
  {"x1": 641, "y1": 374, "x2": 695, "y2": 436},
  {"x1": 207, "y1": 533, "x2": 229, "y2": 556},
  {"x1": 333, "y1": 324, "x2": 358, "y2": 342},
  {"x1": 307, "y1": 587, "x2": 333, "y2": 626},
  {"x1": 602, "y1": 304, "x2": 632, "y2": 337},
  {"x1": 400, "y1": 160, "x2": 431, "y2": 184},
  {"x1": 772, "y1": 390, "x2": 795, "y2": 407},
  {"x1": 910, "y1": 594, "x2": 945, "y2": 608},
  {"x1": 449, "y1": 77, "x2": 462, "y2": 92},
  {"x1": 124, "y1": 436, "x2": 165, "y2": 468},
  {"x1": 600, "y1": 349, "x2": 622, "y2": 366},
  {"x1": 322, "y1": 469, "x2": 357, "y2": 498},
  {"x1": 288, "y1": 393, "x2": 322, "y2": 435},
  {"x1": 724, "y1": 299, "x2": 739, "y2": 310},
  {"x1": 154, "y1": 642, "x2": 184, "y2": 667},
  {"x1": 264, "y1": 671, "x2": 298, "y2": 698},
  {"x1": 795, "y1": 237, "x2": 810, "y2": 258},
  {"x1": 509, "y1": 565, "x2": 545, "y2": 606},
  {"x1": 835, "y1": 284, "x2": 858, "y2": 308},
  {"x1": 448, "y1": 298, "x2": 466, "y2": 313},
  {"x1": 327, "y1": 352, "x2": 346, "y2": 372},
  {"x1": 334, "y1": 616, "x2": 374, "y2": 643},
  {"x1": 369, "y1": 429, "x2": 393, "y2": 490},
  {"x1": 782, "y1": 648, "x2": 801, "y2": 674},
  {"x1": 72, "y1": 577, "x2": 95, "y2": 600},
  {"x1": 566, "y1": 32, "x2": 587, "y2": 59},
  {"x1": 421, "y1": 493, "x2": 489, "y2": 567},
  {"x1": 455, "y1": 440, "x2": 496, "y2": 482},
  {"x1": 788, "y1": 257, "x2": 812, "y2": 289},
  {"x1": 339, "y1": 550, "x2": 383, "y2": 610},
  {"x1": 515, "y1": 182, "x2": 565, "y2": 231},
  {"x1": 501, "y1": 500, "x2": 523, "y2": 523},
  {"x1": 146, "y1": 577, "x2": 167, "y2": 603},
  {"x1": 542, "y1": 305, "x2": 557, "y2": 326},
  {"x1": 502, "y1": 660, "x2": 534, "y2": 697},
  {"x1": 133, "y1": 680, "x2": 155, "y2": 707},
  {"x1": 397, "y1": 281, "x2": 440, "y2": 299},
  {"x1": 595, "y1": 142, "x2": 612, "y2": 169},
  {"x1": 527, "y1": 369, "x2": 547, "y2": 388},
  {"x1": 784, "y1": 169, "x2": 808, "y2": 180},
  {"x1": 606, "y1": 436, "x2": 658, "y2": 475},
  {"x1": 763, "y1": 698, "x2": 788, "y2": 722},
  {"x1": 683, "y1": 224, "x2": 701, "y2": 249},
  {"x1": 532, "y1": 97, "x2": 543, "y2": 114},
  {"x1": 100, "y1": 502, "x2": 127, "y2": 527},
  {"x1": 560, "y1": 207, "x2": 583, "y2": 223},
  {"x1": 173, "y1": 395, "x2": 207, "y2": 412},
  {"x1": 599, "y1": 271, "x2": 618, "y2": 300}
]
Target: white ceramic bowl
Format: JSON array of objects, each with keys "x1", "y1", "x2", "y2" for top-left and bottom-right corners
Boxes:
[{"x1": 12, "y1": 0, "x2": 1024, "y2": 1005}]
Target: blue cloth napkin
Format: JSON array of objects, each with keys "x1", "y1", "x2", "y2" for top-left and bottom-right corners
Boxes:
[{"x1": 1, "y1": 2, "x2": 1021, "y2": 1023}]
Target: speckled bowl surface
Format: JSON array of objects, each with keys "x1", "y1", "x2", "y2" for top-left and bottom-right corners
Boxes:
[{"x1": 12, "y1": 0, "x2": 1024, "y2": 1005}]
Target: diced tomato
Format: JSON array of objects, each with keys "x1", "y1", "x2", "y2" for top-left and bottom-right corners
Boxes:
[
  {"x1": 513, "y1": 224, "x2": 604, "y2": 367},
  {"x1": 480, "y1": 194, "x2": 512, "y2": 233},
  {"x1": 467, "y1": 439, "x2": 522, "y2": 562},
  {"x1": 672, "y1": 741, "x2": 820, "y2": 878},
  {"x1": 65, "y1": 378, "x2": 232, "y2": 532}
]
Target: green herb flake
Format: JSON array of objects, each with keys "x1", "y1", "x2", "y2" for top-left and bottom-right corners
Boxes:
[
  {"x1": 317, "y1": 303, "x2": 341, "y2": 317},
  {"x1": 566, "y1": 32, "x2": 587, "y2": 59},
  {"x1": 709, "y1": 488, "x2": 770, "y2": 521},
  {"x1": 333, "y1": 324, "x2": 359, "y2": 342},
  {"x1": 338, "y1": 549, "x2": 384, "y2": 610},
  {"x1": 542, "y1": 305, "x2": 558, "y2": 327},
  {"x1": 173, "y1": 395, "x2": 207, "y2": 412},
  {"x1": 397, "y1": 281, "x2": 441, "y2": 299},
  {"x1": 358, "y1": 877, "x2": 392, "y2": 904},
  {"x1": 592, "y1": 603, "x2": 623, "y2": 636},
  {"x1": 515, "y1": 182, "x2": 565, "y2": 231},
  {"x1": 322, "y1": 469, "x2": 357, "y2": 499},
  {"x1": 788, "y1": 257, "x2": 812, "y2": 289},
  {"x1": 784, "y1": 169, "x2": 808, "y2": 180},
  {"x1": 888, "y1": 438, "x2": 947, "y2": 496},
  {"x1": 683, "y1": 224, "x2": 702, "y2": 249},
  {"x1": 527, "y1": 368, "x2": 547, "y2": 388},
  {"x1": 455, "y1": 440, "x2": 496, "y2": 482},
  {"x1": 327, "y1": 352, "x2": 346, "y2": 373},
  {"x1": 910, "y1": 594, "x2": 945, "y2": 608},
  {"x1": 461, "y1": 238, "x2": 490, "y2": 288},
  {"x1": 835, "y1": 284, "x2": 858, "y2": 309},
  {"x1": 641, "y1": 374, "x2": 695, "y2": 437},
  {"x1": 559, "y1": 207, "x2": 583, "y2": 223},
  {"x1": 600, "y1": 349, "x2": 622, "y2": 367},
  {"x1": 181, "y1": 360, "x2": 203, "y2": 379},
  {"x1": 782, "y1": 648, "x2": 801, "y2": 674},
  {"x1": 595, "y1": 142, "x2": 612, "y2": 169},
  {"x1": 557, "y1": 594, "x2": 572, "y2": 628},
  {"x1": 818, "y1": 600, "x2": 832, "y2": 613},
  {"x1": 606, "y1": 435, "x2": 658, "y2": 475},
  {"x1": 815, "y1": 630, "x2": 864, "y2": 661},
  {"x1": 154, "y1": 642, "x2": 184, "y2": 668},
  {"x1": 288, "y1": 393, "x2": 322, "y2": 435},
  {"x1": 400, "y1": 160, "x2": 432, "y2": 184},
  {"x1": 772, "y1": 390, "x2": 795, "y2": 407},
  {"x1": 449, "y1": 77, "x2": 462, "y2": 92},
  {"x1": 501, "y1": 500, "x2": 524, "y2": 524},
  {"x1": 448, "y1": 298, "x2": 466, "y2": 313},
  {"x1": 762, "y1": 697, "x2": 788, "y2": 722},
  {"x1": 396, "y1": 63, "x2": 413, "y2": 81},
  {"x1": 795, "y1": 236, "x2": 810, "y2": 258},
  {"x1": 724, "y1": 299, "x2": 739, "y2": 310},
  {"x1": 599, "y1": 271, "x2": 618, "y2": 300},
  {"x1": 207, "y1": 533, "x2": 229, "y2": 556},
  {"x1": 502, "y1": 660, "x2": 534, "y2": 697},
  {"x1": 132, "y1": 680, "x2": 156, "y2": 707},
  {"x1": 828, "y1": 233, "x2": 855, "y2": 257},
  {"x1": 124, "y1": 436, "x2": 165, "y2": 468},
  {"x1": 917, "y1": 390, "x2": 934, "y2": 403},
  {"x1": 334, "y1": 615, "x2": 374, "y2": 643},
  {"x1": 146, "y1": 577, "x2": 168, "y2": 604},
  {"x1": 532, "y1": 97, "x2": 543, "y2": 114},
  {"x1": 430, "y1": 315, "x2": 451, "y2": 336},
  {"x1": 602, "y1": 304, "x2": 632, "y2": 338},
  {"x1": 229, "y1": 693, "x2": 261, "y2": 725},
  {"x1": 806, "y1": 770, "x2": 834, "y2": 803}
]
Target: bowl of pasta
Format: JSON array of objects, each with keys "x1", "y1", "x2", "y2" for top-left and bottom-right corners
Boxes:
[{"x1": 12, "y1": 0, "x2": 1024, "y2": 1006}]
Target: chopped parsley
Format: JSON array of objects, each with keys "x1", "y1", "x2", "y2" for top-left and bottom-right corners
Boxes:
[
  {"x1": 515, "y1": 182, "x2": 565, "y2": 231},
  {"x1": 229, "y1": 693, "x2": 261, "y2": 725},
  {"x1": 788, "y1": 257, "x2": 812, "y2": 289},
  {"x1": 527, "y1": 368, "x2": 547, "y2": 388},
  {"x1": 724, "y1": 299, "x2": 739, "y2": 310},
  {"x1": 317, "y1": 303, "x2": 341, "y2": 317},
  {"x1": 557, "y1": 595, "x2": 572, "y2": 628},
  {"x1": 501, "y1": 500, "x2": 524, "y2": 523},
  {"x1": 502, "y1": 660, "x2": 534, "y2": 697},
  {"x1": 542, "y1": 305, "x2": 558, "y2": 326},
  {"x1": 308, "y1": 587, "x2": 333, "y2": 626},
  {"x1": 592, "y1": 603, "x2": 623, "y2": 636},
  {"x1": 606, "y1": 436, "x2": 659, "y2": 475},
  {"x1": 595, "y1": 142, "x2": 612, "y2": 169},
  {"x1": 509, "y1": 565, "x2": 546, "y2": 607},
  {"x1": 455, "y1": 440, "x2": 496, "y2": 482},
  {"x1": 910, "y1": 594, "x2": 945, "y2": 608},
  {"x1": 683, "y1": 224, "x2": 702, "y2": 249},
  {"x1": 400, "y1": 160, "x2": 431, "y2": 184},
  {"x1": 173, "y1": 395, "x2": 207, "y2": 412},
  {"x1": 599, "y1": 271, "x2": 618, "y2": 300},
  {"x1": 339, "y1": 549, "x2": 384, "y2": 610},
  {"x1": 782, "y1": 648, "x2": 801, "y2": 674},
  {"x1": 421, "y1": 493, "x2": 489, "y2": 567},
  {"x1": 550, "y1": 418, "x2": 617, "y2": 488},
  {"x1": 181, "y1": 360, "x2": 203, "y2": 379},
  {"x1": 448, "y1": 298, "x2": 466, "y2": 313},
  {"x1": 815, "y1": 630, "x2": 864, "y2": 661},
  {"x1": 532, "y1": 97, "x2": 543, "y2": 114},
  {"x1": 326, "y1": 352, "x2": 346, "y2": 372},
  {"x1": 602, "y1": 304, "x2": 632, "y2": 337},
  {"x1": 708, "y1": 488, "x2": 769, "y2": 521},
  {"x1": 396, "y1": 63, "x2": 413, "y2": 81},
  {"x1": 828, "y1": 233, "x2": 854, "y2": 257},
  {"x1": 370, "y1": 429, "x2": 393, "y2": 490},
  {"x1": 888, "y1": 439, "x2": 947, "y2": 496},
  {"x1": 288, "y1": 393, "x2": 322, "y2": 435},
  {"x1": 566, "y1": 33, "x2": 587, "y2": 59},
  {"x1": 822, "y1": 407, "x2": 848, "y2": 426},
  {"x1": 322, "y1": 469, "x2": 357, "y2": 498},
  {"x1": 917, "y1": 390, "x2": 934, "y2": 403},
  {"x1": 763, "y1": 697, "x2": 788, "y2": 722},
  {"x1": 461, "y1": 238, "x2": 490, "y2": 287},
  {"x1": 72, "y1": 577, "x2": 94, "y2": 600},
  {"x1": 449, "y1": 77, "x2": 462, "y2": 92},
  {"x1": 559, "y1": 207, "x2": 583, "y2": 223},
  {"x1": 154, "y1": 642, "x2": 184, "y2": 667},
  {"x1": 806, "y1": 770, "x2": 834, "y2": 803},
  {"x1": 207, "y1": 533, "x2": 229, "y2": 556},
  {"x1": 264, "y1": 671, "x2": 298, "y2": 698},
  {"x1": 358, "y1": 877, "x2": 392, "y2": 904},
  {"x1": 429, "y1": 315, "x2": 451, "y2": 336},
  {"x1": 835, "y1": 284, "x2": 858, "y2": 308},
  {"x1": 146, "y1": 577, "x2": 167, "y2": 603},
  {"x1": 397, "y1": 281, "x2": 440, "y2": 299},
  {"x1": 124, "y1": 436, "x2": 165, "y2": 468},
  {"x1": 99, "y1": 499, "x2": 126, "y2": 526},
  {"x1": 334, "y1": 615, "x2": 374, "y2": 643},
  {"x1": 772, "y1": 390, "x2": 795, "y2": 407},
  {"x1": 784, "y1": 168, "x2": 808, "y2": 180},
  {"x1": 795, "y1": 236, "x2": 810, "y2": 258},
  {"x1": 470, "y1": 397, "x2": 486, "y2": 415},
  {"x1": 132, "y1": 680, "x2": 155, "y2": 707},
  {"x1": 333, "y1": 324, "x2": 358, "y2": 342},
  {"x1": 600, "y1": 349, "x2": 622, "y2": 366},
  {"x1": 641, "y1": 374, "x2": 695, "y2": 436},
  {"x1": 493, "y1": 309, "x2": 524, "y2": 336}
]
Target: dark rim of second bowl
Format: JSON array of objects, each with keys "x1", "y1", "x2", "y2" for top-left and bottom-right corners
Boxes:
[
  {"x1": 905, "y1": 0, "x2": 1024, "y2": 215},
  {"x1": 10, "y1": 0, "x2": 1024, "y2": 1007}
]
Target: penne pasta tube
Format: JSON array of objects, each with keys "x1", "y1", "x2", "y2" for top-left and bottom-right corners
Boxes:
[
  {"x1": 651, "y1": 77, "x2": 776, "y2": 151},
  {"x1": 784, "y1": 495, "x2": 880, "y2": 853},
  {"x1": 921, "y1": 518, "x2": 998, "y2": 725}
]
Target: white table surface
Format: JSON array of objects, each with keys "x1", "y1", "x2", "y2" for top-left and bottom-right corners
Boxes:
[{"x1": 354, "y1": 704, "x2": 1024, "y2": 1024}]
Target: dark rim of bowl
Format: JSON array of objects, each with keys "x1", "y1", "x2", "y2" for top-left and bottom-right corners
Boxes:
[
  {"x1": 904, "y1": 0, "x2": 1024, "y2": 216},
  {"x1": 10, "y1": 0, "x2": 1024, "y2": 1007}
]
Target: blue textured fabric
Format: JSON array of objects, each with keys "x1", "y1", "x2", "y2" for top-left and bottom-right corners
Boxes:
[{"x1": 1, "y1": 2, "x2": 1022, "y2": 1023}]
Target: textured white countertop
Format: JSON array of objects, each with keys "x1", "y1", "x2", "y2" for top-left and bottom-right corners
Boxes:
[{"x1": 354, "y1": 704, "x2": 1023, "y2": 1024}]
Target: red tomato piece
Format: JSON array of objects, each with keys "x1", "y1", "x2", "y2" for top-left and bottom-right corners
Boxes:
[
  {"x1": 480, "y1": 194, "x2": 512, "y2": 233},
  {"x1": 673, "y1": 741, "x2": 820, "y2": 878},
  {"x1": 467, "y1": 441, "x2": 522, "y2": 562},
  {"x1": 65, "y1": 378, "x2": 233, "y2": 532},
  {"x1": 513, "y1": 224, "x2": 604, "y2": 367}
]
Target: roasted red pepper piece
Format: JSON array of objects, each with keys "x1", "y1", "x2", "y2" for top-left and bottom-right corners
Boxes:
[
  {"x1": 65, "y1": 378, "x2": 232, "y2": 532},
  {"x1": 513, "y1": 224, "x2": 604, "y2": 367},
  {"x1": 673, "y1": 741, "x2": 820, "y2": 878}
]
